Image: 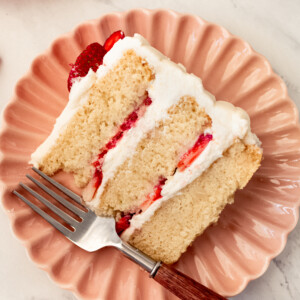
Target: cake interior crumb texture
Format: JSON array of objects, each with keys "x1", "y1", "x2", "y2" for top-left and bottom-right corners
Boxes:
[
  {"x1": 129, "y1": 141, "x2": 262, "y2": 264},
  {"x1": 97, "y1": 97, "x2": 211, "y2": 216}
]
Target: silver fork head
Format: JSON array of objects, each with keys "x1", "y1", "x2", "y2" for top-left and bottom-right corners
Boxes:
[{"x1": 13, "y1": 167, "x2": 121, "y2": 251}]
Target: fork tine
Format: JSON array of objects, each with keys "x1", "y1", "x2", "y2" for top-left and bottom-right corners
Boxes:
[
  {"x1": 32, "y1": 167, "x2": 82, "y2": 204},
  {"x1": 13, "y1": 190, "x2": 73, "y2": 238},
  {"x1": 19, "y1": 182, "x2": 79, "y2": 227},
  {"x1": 26, "y1": 175, "x2": 86, "y2": 218}
]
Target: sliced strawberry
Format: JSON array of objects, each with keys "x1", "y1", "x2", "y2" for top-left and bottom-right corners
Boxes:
[
  {"x1": 120, "y1": 111, "x2": 139, "y2": 131},
  {"x1": 82, "y1": 174, "x2": 100, "y2": 203},
  {"x1": 68, "y1": 42, "x2": 106, "y2": 91},
  {"x1": 116, "y1": 214, "x2": 133, "y2": 235},
  {"x1": 104, "y1": 30, "x2": 125, "y2": 52},
  {"x1": 143, "y1": 96, "x2": 152, "y2": 106},
  {"x1": 178, "y1": 134, "x2": 213, "y2": 171},
  {"x1": 140, "y1": 177, "x2": 167, "y2": 211},
  {"x1": 93, "y1": 168, "x2": 103, "y2": 188},
  {"x1": 82, "y1": 153, "x2": 105, "y2": 202},
  {"x1": 97, "y1": 149, "x2": 108, "y2": 161},
  {"x1": 115, "y1": 177, "x2": 166, "y2": 234},
  {"x1": 68, "y1": 31, "x2": 125, "y2": 91},
  {"x1": 105, "y1": 131, "x2": 123, "y2": 149}
]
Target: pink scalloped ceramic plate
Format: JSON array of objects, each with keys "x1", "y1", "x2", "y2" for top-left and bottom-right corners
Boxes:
[{"x1": 1, "y1": 9, "x2": 300, "y2": 299}]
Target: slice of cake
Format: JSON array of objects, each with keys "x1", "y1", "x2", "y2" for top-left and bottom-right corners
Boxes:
[{"x1": 31, "y1": 31, "x2": 262, "y2": 264}]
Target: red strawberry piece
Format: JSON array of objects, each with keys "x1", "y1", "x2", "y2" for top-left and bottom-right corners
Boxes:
[
  {"x1": 140, "y1": 177, "x2": 167, "y2": 212},
  {"x1": 67, "y1": 42, "x2": 106, "y2": 91},
  {"x1": 93, "y1": 168, "x2": 103, "y2": 189},
  {"x1": 116, "y1": 214, "x2": 133, "y2": 235},
  {"x1": 178, "y1": 134, "x2": 213, "y2": 171},
  {"x1": 143, "y1": 96, "x2": 152, "y2": 106},
  {"x1": 104, "y1": 30, "x2": 125, "y2": 52},
  {"x1": 120, "y1": 111, "x2": 139, "y2": 131},
  {"x1": 158, "y1": 177, "x2": 167, "y2": 186},
  {"x1": 97, "y1": 149, "x2": 108, "y2": 161},
  {"x1": 82, "y1": 167, "x2": 103, "y2": 202},
  {"x1": 106, "y1": 131, "x2": 124, "y2": 149},
  {"x1": 92, "y1": 160, "x2": 100, "y2": 168}
]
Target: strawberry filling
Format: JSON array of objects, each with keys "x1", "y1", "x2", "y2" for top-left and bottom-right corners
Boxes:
[
  {"x1": 140, "y1": 177, "x2": 167, "y2": 212},
  {"x1": 177, "y1": 133, "x2": 213, "y2": 171},
  {"x1": 115, "y1": 177, "x2": 167, "y2": 235},
  {"x1": 114, "y1": 134, "x2": 213, "y2": 235},
  {"x1": 92, "y1": 97, "x2": 152, "y2": 190},
  {"x1": 114, "y1": 133, "x2": 213, "y2": 235},
  {"x1": 104, "y1": 30, "x2": 125, "y2": 52},
  {"x1": 68, "y1": 30, "x2": 125, "y2": 91},
  {"x1": 116, "y1": 213, "x2": 134, "y2": 235}
]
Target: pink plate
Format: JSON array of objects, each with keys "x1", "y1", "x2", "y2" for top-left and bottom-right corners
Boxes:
[{"x1": 1, "y1": 9, "x2": 300, "y2": 299}]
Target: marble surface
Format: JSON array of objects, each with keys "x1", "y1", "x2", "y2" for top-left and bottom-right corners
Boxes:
[{"x1": 0, "y1": 0, "x2": 299, "y2": 299}]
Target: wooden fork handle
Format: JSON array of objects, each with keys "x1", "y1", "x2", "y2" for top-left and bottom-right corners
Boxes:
[
  {"x1": 119, "y1": 242, "x2": 226, "y2": 299},
  {"x1": 153, "y1": 263, "x2": 227, "y2": 300}
]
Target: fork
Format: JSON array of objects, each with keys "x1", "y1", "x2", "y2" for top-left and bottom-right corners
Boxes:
[{"x1": 13, "y1": 167, "x2": 227, "y2": 300}]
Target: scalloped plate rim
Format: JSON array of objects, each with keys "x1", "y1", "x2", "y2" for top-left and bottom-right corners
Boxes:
[{"x1": 0, "y1": 8, "x2": 299, "y2": 298}]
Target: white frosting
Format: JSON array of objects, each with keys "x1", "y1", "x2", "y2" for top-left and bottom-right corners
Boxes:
[
  {"x1": 30, "y1": 70, "x2": 97, "y2": 166},
  {"x1": 30, "y1": 34, "x2": 261, "y2": 240}
]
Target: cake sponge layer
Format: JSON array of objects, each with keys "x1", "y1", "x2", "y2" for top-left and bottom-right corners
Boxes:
[
  {"x1": 128, "y1": 141, "x2": 262, "y2": 264},
  {"x1": 96, "y1": 96, "x2": 211, "y2": 216},
  {"x1": 37, "y1": 50, "x2": 153, "y2": 187}
]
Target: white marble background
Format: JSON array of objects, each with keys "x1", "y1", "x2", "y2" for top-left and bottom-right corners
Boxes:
[{"x1": 0, "y1": 0, "x2": 299, "y2": 299}]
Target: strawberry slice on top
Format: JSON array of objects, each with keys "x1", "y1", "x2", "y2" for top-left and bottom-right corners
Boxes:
[
  {"x1": 67, "y1": 30, "x2": 125, "y2": 91},
  {"x1": 104, "y1": 30, "x2": 125, "y2": 52},
  {"x1": 67, "y1": 42, "x2": 106, "y2": 91}
]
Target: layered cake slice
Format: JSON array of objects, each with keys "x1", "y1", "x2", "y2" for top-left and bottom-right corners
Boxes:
[{"x1": 31, "y1": 31, "x2": 262, "y2": 264}]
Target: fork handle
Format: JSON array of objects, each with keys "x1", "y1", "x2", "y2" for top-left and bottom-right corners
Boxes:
[
  {"x1": 119, "y1": 242, "x2": 226, "y2": 300},
  {"x1": 153, "y1": 263, "x2": 227, "y2": 300}
]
